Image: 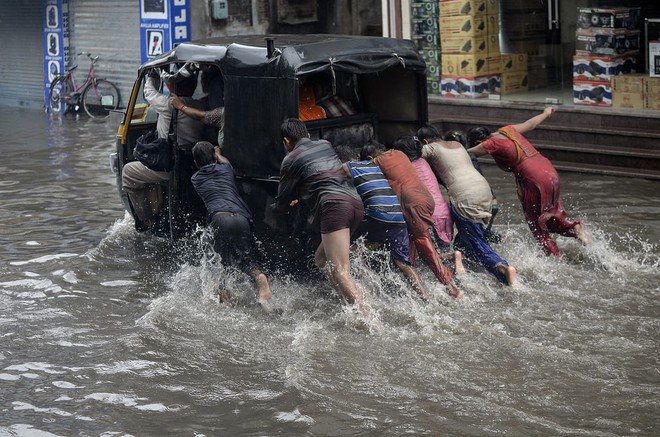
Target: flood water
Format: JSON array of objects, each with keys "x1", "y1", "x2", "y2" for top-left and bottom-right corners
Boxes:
[{"x1": 1, "y1": 106, "x2": 658, "y2": 436}]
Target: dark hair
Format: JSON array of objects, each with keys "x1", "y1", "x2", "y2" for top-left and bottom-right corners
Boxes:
[
  {"x1": 280, "y1": 118, "x2": 309, "y2": 143},
  {"x1": 443, "y1": 130, "x2": 467, "y2": 148},
  {"x1": 334, "y1": 144, "x2": 357, "y2": 162},
  {"x1": 165, "y1": 73, "x2": 198, "y2": 97},
  {"x1": 391, "y1": 135, "x2": 422, "y2": 161},
  {"x1": 359, "y1": 140, "x2": 386, "y2": 161},
  {"x1": 192, "y1": 141, "x2": 215, "y2": 167},
  {"x1": 416, "y1": 123, "x2": 441, "y2": 143},
  {"x1": 467, "y1": 126, "x2": 492, "y2": 148},
  {"x1": 201, "y1": 66, "x2": 224, "y2": 107}
]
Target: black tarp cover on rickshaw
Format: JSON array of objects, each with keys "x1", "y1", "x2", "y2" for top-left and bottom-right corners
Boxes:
[{"x1": 136, "y1": 34, "x2": 428, "y2": 180}]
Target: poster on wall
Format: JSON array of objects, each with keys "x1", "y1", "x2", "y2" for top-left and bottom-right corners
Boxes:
[
  {"x1": 43, "y1": 0, "x2": 70, "y2": 111},
  {"x1": 140, "y1": 0, "x2": 191, "y2": 64}
]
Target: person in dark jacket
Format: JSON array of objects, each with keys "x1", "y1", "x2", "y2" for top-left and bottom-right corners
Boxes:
[
  {"x1": 191, "y1": 141, "x2": 271, "y2": 305},
  {"x1": 275, "y1": 118, "x2": 373, "y2": 321}
]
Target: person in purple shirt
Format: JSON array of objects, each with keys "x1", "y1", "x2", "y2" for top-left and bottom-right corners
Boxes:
[{"x1": 191, "y1": 141, "x2": 271, "y2": 305}]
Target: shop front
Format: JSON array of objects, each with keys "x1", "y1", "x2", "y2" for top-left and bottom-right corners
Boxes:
[{"x1": 395, "y1": 0, "x2": 660, "y2": 111}]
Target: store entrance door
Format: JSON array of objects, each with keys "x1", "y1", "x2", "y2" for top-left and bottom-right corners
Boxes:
[{"x1": 500, "y1": 0, "x2": 584, "y2": 104}]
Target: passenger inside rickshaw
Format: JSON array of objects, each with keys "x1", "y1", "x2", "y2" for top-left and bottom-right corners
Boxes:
[{"x1": 124, "y1": 63, "x2": 225, "y2": 235}]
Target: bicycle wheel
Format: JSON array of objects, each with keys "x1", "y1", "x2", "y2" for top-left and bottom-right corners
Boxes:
[
  {"x1": 49, "y1": 76, "x2": 72, "y2": 114},
  {"x1": 82, "y1": 79, "x2": 120, "y2": 118}
]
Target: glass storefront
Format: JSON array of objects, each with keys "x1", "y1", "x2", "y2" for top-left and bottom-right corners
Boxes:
[{"x1": 414, "y1": 0, "x2": 660, "y2": 109}]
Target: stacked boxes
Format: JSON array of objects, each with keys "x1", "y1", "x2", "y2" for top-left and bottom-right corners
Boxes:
[
  {"x1": 610, "y1": 74, "x2": 660, "y2": 109},
  {"x1": 574, "y1": 7, "x2": 641, "y2": 107},
  {"x1": 412, "y1": 1, "x2": 441, "y2": 94},
  {"x1": 499, "y1": 53, "x2": 528, "y2": 95},
  {"x1": 439, "y1": 0, "x2": 501, "y2": 98},
  {"x1": 645, "y1": 77, "x2": 660, "y2": 109}
]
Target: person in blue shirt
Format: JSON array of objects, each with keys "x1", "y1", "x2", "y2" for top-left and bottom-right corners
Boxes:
[
  {"x1": 191, "y1": 141, "x2": 271, "y2": 305},
  {"x1": 334, "y1": 145, "x2": 430, "y2": 302}
]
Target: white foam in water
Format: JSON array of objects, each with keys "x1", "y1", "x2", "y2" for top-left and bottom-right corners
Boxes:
[
  {"x1": 10, "y1": 253, "x2": 78, "y2": 266},
  {"x1": 0, "y1": 424, "x2": 62, "y2": 437},
  {"x1": 274, "y1": 408, "x2": 315, "y2": 425}
]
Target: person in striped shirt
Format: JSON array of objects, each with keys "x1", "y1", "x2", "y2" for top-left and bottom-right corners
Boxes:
[
  {"x1": 334, "y1": 145, "x2": 429, "y2": 303},
  {"x1": 361, "y1": 141, "x2": 464, "y2": 299}
]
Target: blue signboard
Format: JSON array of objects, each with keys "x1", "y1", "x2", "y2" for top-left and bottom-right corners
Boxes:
[
  {"x1": 43, "y1": 0, "x2": 70, "y2": 110},
  {"x1": 140, "y1": 0, "x2": 191, "y2": 64}
]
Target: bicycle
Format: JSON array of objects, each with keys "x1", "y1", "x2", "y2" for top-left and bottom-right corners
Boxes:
[{"x1": 48, "y1": 52, "x2": 121, "y2": 118}]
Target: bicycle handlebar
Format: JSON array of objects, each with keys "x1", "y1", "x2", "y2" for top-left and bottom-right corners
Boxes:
[{"x1": 77, "y1": 52, "x2": 99, "y2": 65}]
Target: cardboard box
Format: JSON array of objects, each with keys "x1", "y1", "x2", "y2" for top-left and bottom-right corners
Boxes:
[
  {"x1": 612, "y1": 91, "x2": 644, "y2": 109},
  {"x1": 439, "y1": 15, "x2": 486, "y2": 36},
  {"x1": 500, "y1": 71, "x2": 528, "y2": 94},
  {"x1": 486, "y1": 34, "x2": 500, "y2": 55},
  {"x1": 501, "y1": 53, "x2": 528, "y2": 73},
  {"x1": 645, "y1": 76, "x2": 660, "y2": 96},
  {"x1": 427, "y1": 78, "x2": 442, "y2": 95},
  {"x1": 412, "y1": 16, "x2": 439, "y2": 35},
  {"x1": 644, "y1": 93, "x2": 660, "y2": 110},
  {"x1": 611, "y1": 74, "x2": 645, "y2": 93},
  {"x1": 427, "y1": 62, "x2": 441, "y2": 79},
  {"x1": 573, "y1": 80, "x2": 612, "y2": 106},
  {"x1": 440, "y1": 35, "x2": 487, "y2": 54},
  {"x1": 442, "y1": 53, "x2": 489, "y2": 76},
  {"x1": 411, "y1": 2, "x2": 439, "y2": 19},
  {"x1": 486, "y1": 55, "x2": 502, "y2": 75},
  {"x1": 576, "y1": 29, "x2": 640, "y2": 56},
  {"x1": 412, "y1": 32, "x2": 440, "y2": 49},
  {"x1": 650, "y1": 41, "x2": 660, "y2": 78},
  {"x1": 419, "y1": 48, "x2": 440, "y2": 66},
  {"x1": 439, "y1": 0, "x2": 487, "y2": 17},
  {"x1": 576, "y1": 7, "x2": 641, "y2": 30},
  {"x1": 484, "y1": 0, "x2": 498, "y2": 15},
  {"x1": 486, "y1": 14, "x2": 499, "y2": 36},
  {"x1": 440, "y1": 74, "x2": 500, "y2": 98},
  {"x1": 573, "y1": 53, "x2": 638, "y2": 81}
]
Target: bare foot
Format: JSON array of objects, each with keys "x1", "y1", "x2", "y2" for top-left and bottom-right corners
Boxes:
[
  {"x1": 255, "y1": 273, "x2": 272, "y2": 302},
  {"x1": 575, "y1": 223, "x2": 589, "y2": 246},
  {"x1": 498, "y1": 264, "x2": 517, "y2": 286},
  {"x1": 454, "y1": 250, "x2": 466, "y2": 275},
  {"x1": 217, "y1": 289, "x2": 232, "y2": 307},
  {"x1": 448, "y1": 282, "x2": 464, "y2": 299}
]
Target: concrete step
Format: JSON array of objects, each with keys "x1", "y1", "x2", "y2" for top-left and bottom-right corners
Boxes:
[
  {"x1": 438, "y1": 115, "x2": 660, "y2": 151},
  {"x1": 478, "y1": 158, "x2": 660, "y2": 180},
  {"x1": 428, "y1": 99, "x2": 660, "y2": 179}
]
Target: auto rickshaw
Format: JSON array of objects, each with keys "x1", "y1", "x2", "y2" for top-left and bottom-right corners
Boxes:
[{"x1": 111, "y1": 34, "x2": 429, "y2": 272}]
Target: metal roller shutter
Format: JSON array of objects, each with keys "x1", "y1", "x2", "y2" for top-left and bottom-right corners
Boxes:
[
  {"x1": 68, "y1": 0, "x2": 141, "y2": 111},
  {"x1": 0, "y1": 4, "x2": 44, "y2": 108}
]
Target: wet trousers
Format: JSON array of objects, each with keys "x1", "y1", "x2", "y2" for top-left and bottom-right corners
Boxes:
[
  {"x1": 519, "y1": 182, "x2": 579, "y2": 256},
  {"x1": 121, "y1": 161, "x2": 169, "y2": 225},
  {"x1": 409, "y1": 232, "x2": 453, "y2": 285},
  {"x1": 451, "y1": 205, "x2": 508, "y2": 284}
]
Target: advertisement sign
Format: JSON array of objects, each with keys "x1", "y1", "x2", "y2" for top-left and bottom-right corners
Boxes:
[
  {"x1": 140, "y1": 0, "x2": 191, "y2": 63},
  {"x1": 43, "y1": 0, "x2": 70, "y2": 109}
]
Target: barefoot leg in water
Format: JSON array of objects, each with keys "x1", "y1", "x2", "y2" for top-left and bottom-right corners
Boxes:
[
  {"x1": 575, "y1": 222, "x2": 589, "y2": 246},
  {"x1": 454, "y1": 250, "x2": 466, "y2": 275},
  {"x1": 497, "y1": 264, "x2": 517, "y2": 286},
  {"x1": 447, "y1": 281, "x2": 464, "y2": 299}
]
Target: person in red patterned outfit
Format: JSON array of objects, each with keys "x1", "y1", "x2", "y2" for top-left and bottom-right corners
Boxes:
[{"x1": 466, "y1": 107, "x2": 589, "y2": 256}]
